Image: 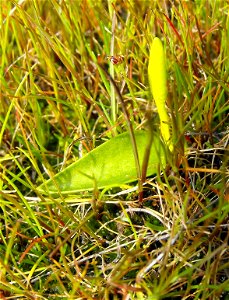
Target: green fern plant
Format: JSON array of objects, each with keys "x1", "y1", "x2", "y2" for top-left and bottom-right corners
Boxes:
[{"x1": 38, "y1": 37, "x2": 171, "y2": 195}]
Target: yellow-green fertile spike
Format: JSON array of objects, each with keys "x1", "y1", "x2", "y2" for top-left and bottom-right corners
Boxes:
[{"x1": 148, "y1": 37, "x2": 173, "y2": 151}]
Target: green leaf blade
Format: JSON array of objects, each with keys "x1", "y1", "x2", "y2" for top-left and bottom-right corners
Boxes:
[{"x1": 39, "y1": 131, "x2": 165, "y2": 194}]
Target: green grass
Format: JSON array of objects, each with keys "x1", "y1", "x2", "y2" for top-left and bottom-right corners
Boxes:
[{"x1": 0, "y1": 0, "x2": 228, "y2": 299}]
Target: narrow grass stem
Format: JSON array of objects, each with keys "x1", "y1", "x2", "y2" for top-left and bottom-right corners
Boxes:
[{"x1": 98, "y1": 65, "x2": 143, "y2": 202}]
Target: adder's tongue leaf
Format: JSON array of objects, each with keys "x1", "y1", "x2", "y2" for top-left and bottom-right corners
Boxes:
[
  {"x1": 38, "y1": 131, "x2": 165, "y2": 195},
  {"x1": 148, "y1": 37, "x2": 173, "y2": 151}
]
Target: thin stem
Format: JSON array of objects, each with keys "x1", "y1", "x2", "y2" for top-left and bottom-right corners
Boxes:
[
  {"x1": 108, "y1": 4, "x2": 117, "y2": 129},
  {"x1": 98, "y1": 64, "x2": 143, "y2": 203}
]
